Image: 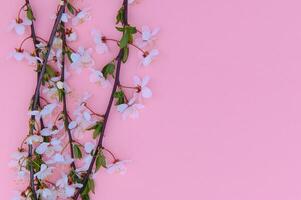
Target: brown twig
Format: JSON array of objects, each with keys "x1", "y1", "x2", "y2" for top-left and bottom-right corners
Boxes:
[
  {"x1": 24, "y1": 1, "x2": 66, "y2": 199},
  {"x1": 60, "y1": 14, "x2": 77, "y2": 170},
  {"x1": 72, "y1": 1, "x2": 129, "y2": 199}
]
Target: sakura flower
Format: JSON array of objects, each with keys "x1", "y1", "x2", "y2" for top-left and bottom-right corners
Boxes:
[
  {"x1": 12, "y1": 191, "x2": 30, "y2": 200},
  {"x1": 128, "y1": 0, "x2": 135, "y2": 4},
  {"x1": 25, "y1": 53, "x2": 42, "y2": 65},
  {"x1": 83, "y1": 111, "x2": 92, "y2": 122},
  {"x1": 61, "y1": 13, "x2": 70, "y2": 23},
  {"x1": 72, "y1": 8, "x2": 91, "y2": 26},
  {"x1": 56, "y1": 173, "x2": 83, "y2": 198},
  {"x1": 11, "y1": 49, "x2": 26, "y2": 61},
  {"x1": 40, "y1": 103, "x2": 57, "y2": 117},
  {"x1": 40, "y1": 127, "x2": 59, "y2": 136},
  {"x1": 36, "y1": 188, "x2": 57, "y2": 200},
  {"x1": 136, "y1": 25, "x2": 160, "y2": 48},
  {"x1": 89, "y1": 68, "x2": 110, "y2": 87},
  {"x1": 9, "y1": 151, "x2": 27, "y2": 168},
  {"x1": 84, "y1": 142, "x2": 95, "y2": 154},
  {"x1": 46, "y1": 153, "x2": 73, "y2": 165},
  {"x1": 133, "y1": 75, "x2": 152, "y2": 98},
  {"x1": 9, "y1": 17, "x2": 32, "y2": 35},
  {"x1": 53, "y1": 37, "x2": 63, "y2": 49},
  {"x1": 35, "y1": 142, "x2": 50, "y2": 155},
  {"x1": 50, "y1": 138, "x2": 63, "y2": 152},
  {"x1": 25, "y1": 135, "x2": 43, "y2": 145},
  {"x1": 68, "y1": 121, "x2": 77, "y2": 129},
  {"x1": 91, "y1": 29, "x2": 108, "y2": 54},
  {"x1": 66, "y1": 28, "x2": 77, "y2": 42},
  {"x1": 29, "y1": 103, "x2": 58, "y2": 120},
  {"x1": 106, "y1": 160, "x2": 130, "y2": 175},
  {"x1": 117, "y1": 95, "x2": 144, "y2": 119},
  {"x1": 71, "y1": 47, "x2": 95, "y2": 72},
  {"x1": 56, "y1": 81, "x2": 64, "y2": 90},
  {"x1": 76, "y1": 155, "x2": 93, "y2": 172},
  {"x1": 141, "y1": 49, "x2": 159, "y2": 66},
  {"x1": 34, "y1": 164, "x2": 53, "y2": 180}
]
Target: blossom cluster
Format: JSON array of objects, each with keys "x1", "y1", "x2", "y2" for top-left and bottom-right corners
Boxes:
[{"x1": 10, "y1": 0, "x2": 159, "y2": 199}]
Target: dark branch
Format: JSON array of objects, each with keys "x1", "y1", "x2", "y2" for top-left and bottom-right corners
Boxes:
[
  {"x1": 60, "y1": 16, "x2": 77, "y2": 170},
  {"x1": 25, "y1": 2, "x2": 66, "y2": 199},
  {"x1": 72, "y1": 0, "x2": 128, "y2": 199}
]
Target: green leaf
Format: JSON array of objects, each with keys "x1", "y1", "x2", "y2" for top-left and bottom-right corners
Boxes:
[
  {"x1": 81, "y1": 177, "x2": 94, "y2": 196},
  {"x1": 58, "y1": 89, "x2": 64, "y2": 102},
  {"x1": 116, "y1": 6, "x2": 125, "y2": 24},
  {"x1": 115, "y1": 26, "x2": 124, "y2": 32},
  {"x1": 88, "y1": 178, "x2": 95, "y2": 194},
  {"x1": 122, "y1": 46, "x2": 129, "y2": 63},
  {"x1": 65, "y1": 48, "x2": 73, "y2": 63},
  {"x1": 26, "y1": 6, "x2": 35, "y2": 21},
  {"x1": 95, "y1": 151, "x2": 106, "y2": 172},
  {"x1": 67, "y1": 2, "x2": 75, "y2": 15},
  {"x1": 101, "y1": 63, "x2": 115, "y2": 79},
  {"x1": 119, "y1": 26, "x2": 137, "y2": 48},
  {"x1": 114, "y1": 91, "x2": 125, "y2": 105},
  {"x1": 73, "y1": 144, "x2": 82, "y2": 159},
  {"x1": 87, "y1": 121, "x2": 103, "y2": 139},
  {"x1": 93, "y1": 122, "x2": 103, "y2": 139},
  {"x1": 119, "y1": 30, "x2": 130, "y2": 48},
  {"x1": 80, "y1": 194, "x2": 90, "y2": 200}
]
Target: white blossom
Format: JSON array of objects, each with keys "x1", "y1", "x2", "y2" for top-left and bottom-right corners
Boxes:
[
  {"x1": 89, "y1": 68, "x2": 110, "y2": 87},
  {"x1": 66, "y1": 31, "x2": 77, "y2": 42},
  {"x1": 25, "y1": 53, "x2": 42, "y2": 65},
  {"x1": 34, "y1": 164, "x2": 53, "y2": 180},
  {"x1": 71, "y1": 47, "x2": 95, "y2": 73},
  {"x1": 136, "y1": 25, "x2": 160, "y2": 48},
  {"x1": 68, "y1": 121, "x2": 78, "y2": 129},
  {"x1": 40, "y1": 127, "x2": 59, "y2": 137},
  {"x1": 46, "y1": 153, "x2": 73, "y2": 165},
  {"x1": 9, "y1": 151, "x2": 27, "y2": 168},
  {"x1": 72, "y1": 8, "x2": 91, "y2": 26},
  {"x1": 56, "y1": 81, "x2": 64, "y2": 89},
  {"x1": 35, "y1": 142, "x2": 50, "y2": 155},
  {"x1": 117, "y1": 95, "x2": 144, "y2": 119},
  {"x1": 76, "y1": 155, "x2": 93, "y2": 172},
  {"x1": 91, "y1": 29, "x2": 108, "y2": 54},
  {"x1": 9, "y1": 17, "x2": 32, "y2": 35},
  {"x1": 56, "y1": 173, "x2": 83, "y2": 198},
  {"x1": 11, "y1": 49, "x2": 26, "y2": 61},
  {"x1": 40, "y1": 103, "x2": 57, "y2": 118},
  {"x1": 141, "y1": 49, "x2": 159, "y2": 66},
  {"x1": 61, "y1": 13, "x2": 70, "y2": 23},
  {"x1": 25, "y1": 135, "x2": 43, "y2": 145},
  {"x1": 36, "y1": 188, "x2": 57, "y2": 200},
  {"x1": 133, "y1": 75, "x2": 152, "y2": 98},
  {"x1": 106, "y1": 160, "x2": 130, "y2": 175},
  {"x1": 84, "y1": 142, "x2": 95, "y2": 154}
]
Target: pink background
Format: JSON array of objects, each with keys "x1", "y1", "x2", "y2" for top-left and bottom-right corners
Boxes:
[{"x1": 1, "y1": 0, "x2": 301, "y2": 199}]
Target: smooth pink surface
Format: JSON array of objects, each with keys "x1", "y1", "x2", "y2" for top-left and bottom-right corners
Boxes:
[{"x1": 1, "y1": 0, "x2": 301, "y2": 199}]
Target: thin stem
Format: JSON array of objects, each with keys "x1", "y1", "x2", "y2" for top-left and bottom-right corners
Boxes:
[
  {"x1": 18, "y1": 36, "x2": 31, "y2": 49},
  {"x1": 118, "y1": 84, "x2": 138, "y2": 90},
  {"x1": 102, "y1": 147, "x2": 117, "y2": 162},
  {"x1": 81, "y1": 102, "x2": 104, "y2": 118},
  {"x1": 72, "y1": 1, "x2": 129, "y2": 199},
  {"x1": 106, "y1": 38, "x2": 146, "y2": 54},
  {"x1": 17, "y1": 4, "x2": 27, "y2": 21}
]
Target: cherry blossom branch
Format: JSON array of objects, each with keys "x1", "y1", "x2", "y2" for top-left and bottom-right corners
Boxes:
[
  {"x1": 60, "y1": 15, "x2": 77, "y2": 170},
  {"x1": 72, "y1": 1, "x2": 128, "y2": 199},
  {"x1": 26, "y1": 3, "x2": 66, "y2": 199},
  {"x1": 23, "y1": 1, "x2": 44, "y2": 199}
]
